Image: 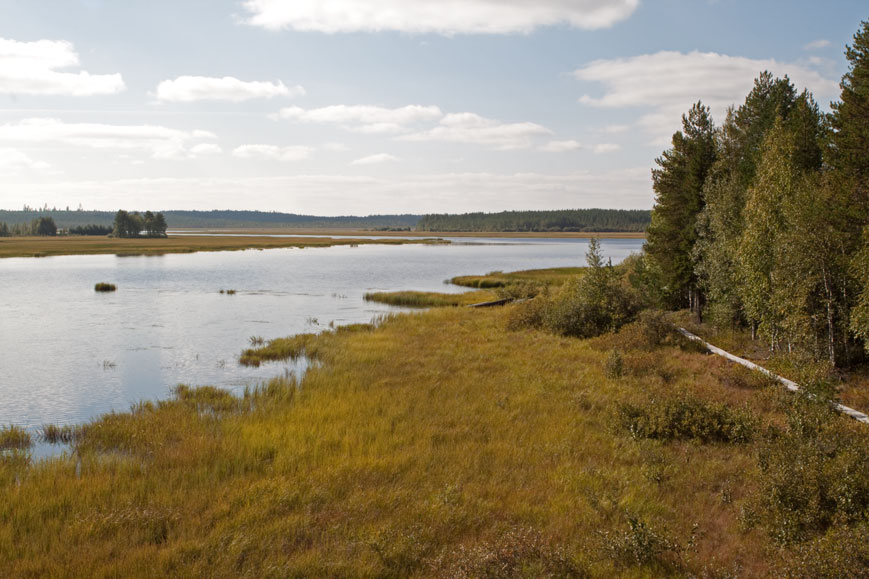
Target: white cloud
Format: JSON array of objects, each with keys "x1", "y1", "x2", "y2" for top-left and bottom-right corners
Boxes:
[
  {"x1": 4, "y1": 168, "x2": 653, "y2": 214},
  {"x1": 593, "y1": 143, "x2": 620, "y2": 154},
  {"x1": 154, "y1": 76, "x2": 304, "y2": 102},
  {"x1": 574, "y1": 50, "x2": 839, "y2": 144},
  {"x1": 804, "y1": 39, "x2": 830, "y2": 51},
  {"x1": 540, "y1": 139, "x2": 582, "y2": 152},
  {"x1": 0, "y1": 118, "x2": 216, "y2": 159},
  {"x1": 0, "y1": 37, "x2": 125, "y2": 96},
  {"x1": 242, "y1": 0, "x2": 638, "y2": 34},
  {"x1": 399, "y1": 112, "x2": 552, "y2": 150},
  {"x1": 350, "y1": 153, "x2": 399, "y2": 165},
  {"x1": 0, "y1": 148, "x2": 50, "y2": 175},
  {"x1": 323, "y1": 142, "x2": 350, "y2": 152},
  {"x1": 232, "y1": 144, "x2": 312, "y2": 162},
  {"x1": 276, "y1": 104, "x2": 442, "y2": 133},
  {"x1": 603, "y1": 124, "x2": 630, "y2": 134},
  {"x1": 190, "y1": 143, "x2": 223, "y2": 156}
]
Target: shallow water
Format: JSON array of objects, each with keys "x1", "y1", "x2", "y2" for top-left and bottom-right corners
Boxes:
[{"x1": 0, "y1": 237, "x2": 642, "y2": 434}]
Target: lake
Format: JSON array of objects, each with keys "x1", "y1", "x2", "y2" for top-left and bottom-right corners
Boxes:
[{"x1": 0, "y1": 237, "x2": 642, "y2": 437}]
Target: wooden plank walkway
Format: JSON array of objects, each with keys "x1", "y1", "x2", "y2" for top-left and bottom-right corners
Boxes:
[{"x1": 678, "y1": 327, "x2": 869, "y2": 425}]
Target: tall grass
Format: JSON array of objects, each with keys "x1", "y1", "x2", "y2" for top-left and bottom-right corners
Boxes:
[
  {"x1": 363, "y1": 290, "x2": 494, "y2": 308},
  {"x1": 1, "y1": 304, "x2": 867, "y2": 576}
]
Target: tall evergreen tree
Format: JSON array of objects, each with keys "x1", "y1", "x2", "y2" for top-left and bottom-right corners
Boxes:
[
  {"x1": 694, "y1": 73, "x2": 801, "y2": 328},
  {"x1": 645, "y1": 102, "x2": 717, "y2": 313}
]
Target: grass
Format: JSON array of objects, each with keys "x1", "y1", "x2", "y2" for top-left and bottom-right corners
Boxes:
[
  {"x1": 2, "y1": 301, "x2": 867, "y2": 576},
  {"x1": 0, "y1": 425, "x2": 31, "y2": 450},
  {"x1": 94, "y1": 282, "x2": 116, "y2": 292},
  {"x1": 363, "y1": 289, "x2": 496, "y2": 308},
  {"x1": 450, "y1": 266, "x2": 585, "y2": 288},
  {"x1": 0, "y1": 234, "x2": 439, "y2": 259}
]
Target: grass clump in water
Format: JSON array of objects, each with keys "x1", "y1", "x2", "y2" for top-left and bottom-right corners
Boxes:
[
  {"x1": 239, "y1": 333, "x2": 318, "y2": 367},
  {"x1": 0, "y1": 425, "x2": 31, "y2": 450},
  {"x1": 363, "y1": 290, "x2": 494, "y2": 308},
  {"x1": 40, "y1": 424, "x2": 81, "y2": 444},
  {"x1": 94, "y1": 282, "x2": 116, "y2": 292}
]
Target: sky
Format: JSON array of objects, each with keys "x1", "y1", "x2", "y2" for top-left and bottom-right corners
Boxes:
[{"x1": 0, "y1": 1, "x2": 865, "y2": 216}]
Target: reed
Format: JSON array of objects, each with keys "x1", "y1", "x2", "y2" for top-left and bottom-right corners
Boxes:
[
  {"x1": 0, "y1": 425, "x2": 31, "y2": 450},
  {"x1": 94, "y1": 282, "x2": 116, "y2": 292},
  {"x1": 363, "y1": 290, "x2": 494, "y2": 308},
  {"x1": 1, "y1": 301, "x2": 867, "y2": 576}
]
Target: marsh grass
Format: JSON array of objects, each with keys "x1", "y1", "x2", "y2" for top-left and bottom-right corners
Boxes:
[
  {"x1": 450, "y1": 267, "x2": 585, "y2": 289},
  {"x1": 0, "y1": 425, "x2": 31, "y2": 450},
  {"x1": 363, "y1": 289, "x2": 495, "y2": 308},
  {"x1": 0, "y1": 234, "x2": 435, "y2": 259},
  {"x1": 94, "y1": 282, "x2": 116, "y2": 292},
  {"x1": 39, "y1": 424, "x2": 81, "y2": 444},
  {"x1": 1, "y1": 303, "x2": 867, "y2": 576}
]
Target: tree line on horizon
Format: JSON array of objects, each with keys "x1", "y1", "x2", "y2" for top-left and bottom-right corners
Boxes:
[
  {"x1": 416, "y1": 209, "x2": 651, "y2": 232},
  {"x1": 639, "y1": 20, "x2": 869, "y2": 367}
]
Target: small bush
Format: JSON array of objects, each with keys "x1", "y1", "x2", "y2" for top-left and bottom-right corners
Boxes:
[
  {"x1": 749, "y1": 398, "x2": 869, "y2": 544},
  {"x1": 496, "y1": 280, "x2": 542, "y2": 300},
  {"x1": 605, "y1": 349, "x2": 624, "y2": 379},
  {"x1": 618, "y1": 394, "x2": 757, "y2": 444},
  {"x1": 780, "y1": 522, "x2": 869, "y2": 578},
  {"x1": 431, "y1": 527, "x2": 585, "y2": 578},
  {"x1": 599, "y1": 515, "x2": 683, "y2": 569},
  {"x1": 94, "y1": 282, "x2": 116, "y2": 292}
]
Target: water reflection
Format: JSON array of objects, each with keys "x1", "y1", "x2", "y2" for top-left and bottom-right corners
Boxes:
[{"x1": 0, "y1": 238, "x2": 643, "y2": 433}]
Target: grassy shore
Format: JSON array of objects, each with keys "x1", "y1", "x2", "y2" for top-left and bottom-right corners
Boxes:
[
  {"x1": 450, "y1": 267, "x2": 586, "y2": 288},
  {"x1": 363, "y1": 289, "x2": 496, "y2": 308},
  {"x1": 0, "y1": 235, "x2": 439, "y2": 259},
  {"x1": 3, "y1": 293, "x2": 867, "y2": 576}
]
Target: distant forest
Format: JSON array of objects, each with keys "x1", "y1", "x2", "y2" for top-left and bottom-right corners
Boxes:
[
  {"x1": 0, "y1": 208, "x2": 651, "y2": 232},
  {"x1": 0, "y1": 209, "x2": 420, "y2": 230},
  {"x1": 416, "y1": 209, "x2": 651, "y2": 232}
]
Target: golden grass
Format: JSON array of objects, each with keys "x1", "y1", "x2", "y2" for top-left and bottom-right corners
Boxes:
[
  {"x1": 363, "y1": 289, "x2": 496, "y2": 308},
  {"x1": 0, "y1": 235, "x2": 435, "y2": 259},
  {"x1": 3, "y1": 301, "x2": 847, "y2": 576},
  {"x1": 451, "y1": 267, "x2": 585, "y2": 288}
]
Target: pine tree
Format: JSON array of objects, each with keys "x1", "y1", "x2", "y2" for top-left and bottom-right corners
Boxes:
[{"x1": 645, "y1": 102, "x2": 717, "y2": 313}]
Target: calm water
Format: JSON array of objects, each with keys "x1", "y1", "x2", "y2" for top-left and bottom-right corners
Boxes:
[{"x1": 0, "y1": 237, "x2": 642, "y2": 432}]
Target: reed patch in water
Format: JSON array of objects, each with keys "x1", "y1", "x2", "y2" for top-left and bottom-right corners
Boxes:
[
  {"x1": 0, "y1": 425, "x2": 31, "y2": 450},
  {"x1": 94, "y1": 282, "x2": 116, "y2": 292}
]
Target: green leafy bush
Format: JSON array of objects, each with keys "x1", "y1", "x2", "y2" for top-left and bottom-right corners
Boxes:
[{"x1": 618, "y1": 394, "x2": 757, "y2": 444}]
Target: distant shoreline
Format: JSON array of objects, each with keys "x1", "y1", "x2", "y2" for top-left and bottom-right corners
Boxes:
[{"x1": 170, "y1": 228, "x2": 647, "y2": 239}]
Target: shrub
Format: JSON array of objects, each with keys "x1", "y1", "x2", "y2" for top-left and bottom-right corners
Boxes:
[
  {"x1": 94, "y1": 282, "x2": 116, "y2": 292},
  {"x1": 618, "y1": 394, "x2": 757, "y2": 444},
  {"x1": 496, "y1": 280, "x2": 542, "y2": 300},
  {"x1": 599, "y1": 515, "x2": 683, "y2": 570},
  {"x1": 431, "y1": 527, "x2": 585, "y2": 578},
  {"x1": 605, "y1": 349, "x2": 624, "y2": 379},
  {"x1": 749, "y1": 399, "x2": 869, "y2": 544}
]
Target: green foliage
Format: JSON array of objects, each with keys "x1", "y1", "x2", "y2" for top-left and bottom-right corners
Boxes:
[
  {"x1": 599, "y1": 515, "x2": 683, "y2": 570},
  {"x1": 32, "y1": 216, "x2": 57, "y2": 236},
  {"x1": 113, "y1": 210, "x2": 167, "y2": 238},
  {"x1": 604, "y1": 349, "x2": 624, "y2": 379},
  {"x1": 68, "y1": 224, "x2": 112, "y2": 236},
  {"x1": 94, "y1": 282, "x2": 116, "y2": 292},
  {"x1": 618, "y1": 394, "x2": 757, "y2": 444},
  {"x1": 645, "y1": 102, "x2": 717, "y2": 310},
  {"x1": 508, "y1": 241, "x2": 641, "y2": 339},
  {"x1": 417, "y1": 208, "x2": 650, "y2": 232},
  {"x1": 750, "y1": 399, "x2": 869, "y2": 544}
]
